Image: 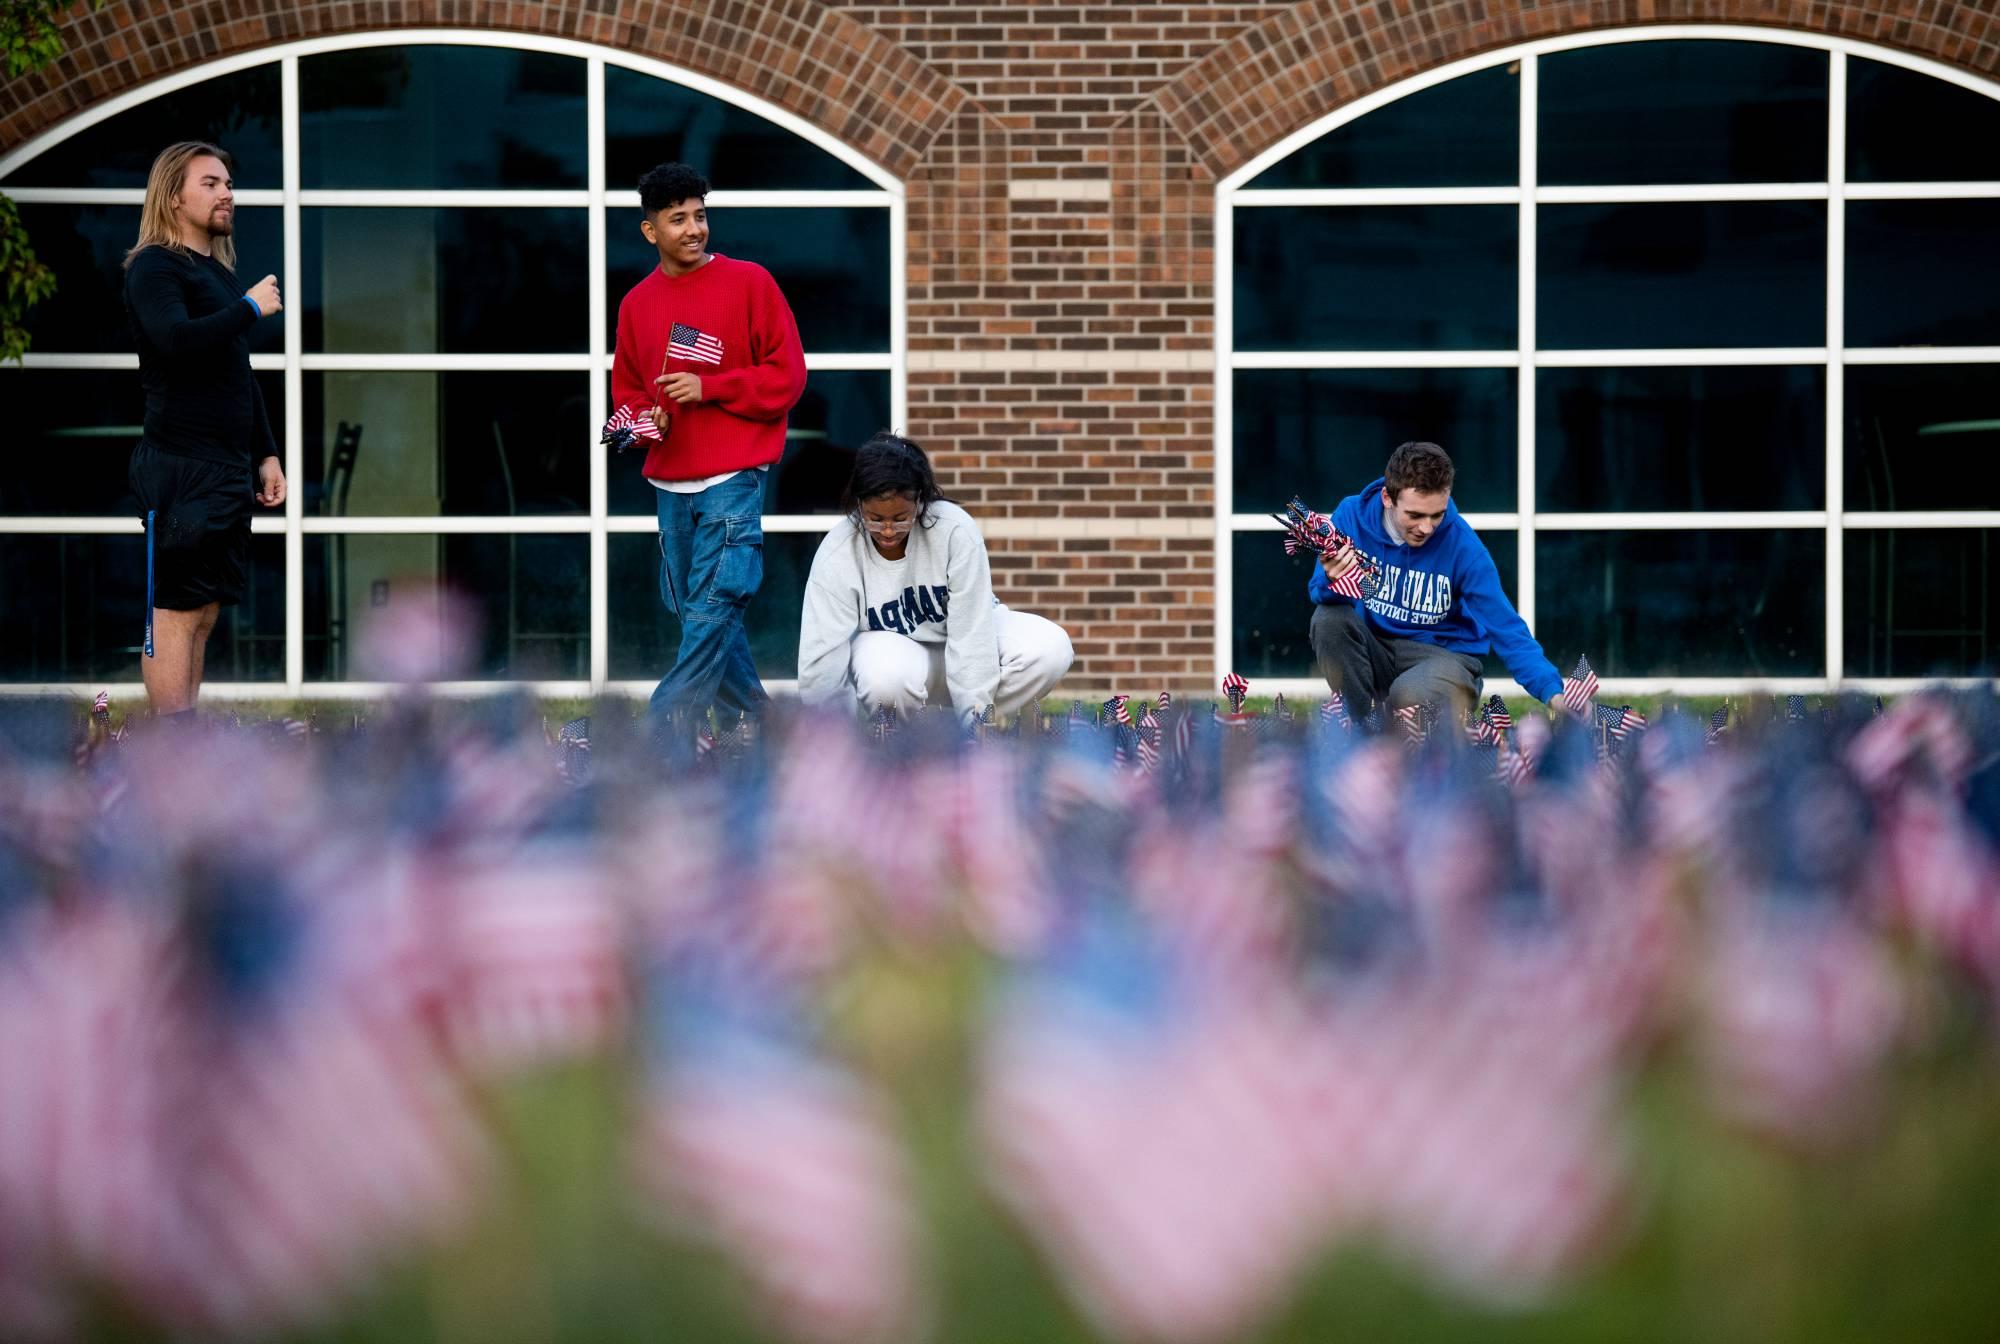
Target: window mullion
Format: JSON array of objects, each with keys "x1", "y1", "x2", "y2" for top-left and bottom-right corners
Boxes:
[
  {"x1": 1826, "y1": 52, "x2": 1848, "y2": 689},
  {"x1": 1516, "y1": 54, "x2": 1538, "y2": 633}
]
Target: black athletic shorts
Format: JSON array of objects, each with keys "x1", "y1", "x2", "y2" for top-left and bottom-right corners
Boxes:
[{"x1": 129, "y1": 441, "x2": 253, "y2": 610}]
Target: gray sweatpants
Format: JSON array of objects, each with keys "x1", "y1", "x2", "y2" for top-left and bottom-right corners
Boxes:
[{"x1": 1310, "y1": 602, "x2": 1484, "y2": 724}]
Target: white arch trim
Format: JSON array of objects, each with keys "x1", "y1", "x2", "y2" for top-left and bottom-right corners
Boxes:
[
  {"x1": 1220, "y1": 23, "x2": 2000, "y2": 194},
  {"x1": 0, "y1": 27, "x2": 903, "y2": 195}
]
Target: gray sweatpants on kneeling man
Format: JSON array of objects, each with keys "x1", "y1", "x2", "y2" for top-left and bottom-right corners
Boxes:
[{"x1": 1310, "y1": 602, "x2": 1484, "y2": 724}]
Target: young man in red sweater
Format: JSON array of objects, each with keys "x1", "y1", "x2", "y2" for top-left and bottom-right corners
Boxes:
[{"x1": 610, "y1": 162, "x2": 807, "y2": 753}]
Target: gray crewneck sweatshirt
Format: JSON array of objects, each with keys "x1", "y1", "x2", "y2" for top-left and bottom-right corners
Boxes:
[{"x1": 796, "y1": 500, "x2": 1002, "y2": 716}]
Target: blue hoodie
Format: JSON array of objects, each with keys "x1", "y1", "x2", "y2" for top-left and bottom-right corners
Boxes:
[{"x1": 1307, "y1": 477, "x2": 1563, "y2": 703}]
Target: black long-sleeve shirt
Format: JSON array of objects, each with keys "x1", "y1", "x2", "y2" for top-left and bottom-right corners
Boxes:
[{"x1": 124, "y1": 245, "x2": 277, "y2": 467}]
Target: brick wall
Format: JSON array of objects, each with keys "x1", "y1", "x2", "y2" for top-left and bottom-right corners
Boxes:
[{"x1": 6, "y1": 0, "x2": 1996, "y2": 692}]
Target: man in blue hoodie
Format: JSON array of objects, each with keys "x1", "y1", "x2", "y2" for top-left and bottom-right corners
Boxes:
[{"x1": 1309, "y1": 441, "x2": 1563, "y2": 723}]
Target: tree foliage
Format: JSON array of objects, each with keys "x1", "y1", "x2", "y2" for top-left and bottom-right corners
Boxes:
[{"x1": 2, "y1": 1, "x2": 108, "y2": 362}]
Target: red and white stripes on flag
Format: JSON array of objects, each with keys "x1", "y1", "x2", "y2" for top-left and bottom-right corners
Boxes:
[
  {"x1": 167, "y1": 922, "x2": 490, "y2": 1335},
  {"x1": 437, "y1": 854, "x2": 628, "y2": 1073},
  {"x1": 1136, "y1": 708, "x2": 1162, "y2": 775},
  {"x1": 980, "y1": 999, "x2": 1325, "y2": 1343},
  {"x1": 1560, "y1": 656, "x2": 1599, "y2": 718},
  {"x1": 1696, "y1": 908, "x2": 1904, "y2": 1148},
  {"x1": 668, "y1": 322, "x2": 725, "y2": 366},
  {"x1": 636, "y1": 1055, "x2": 924, "y2": 1344},
  {"x1": 0, "y1": 901, "x2": 180, "y2": 1319}
]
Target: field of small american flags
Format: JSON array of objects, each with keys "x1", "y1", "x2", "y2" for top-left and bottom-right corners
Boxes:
[{"x1": 3, "y1": 684, "x2": 1999, "y2": 1344}]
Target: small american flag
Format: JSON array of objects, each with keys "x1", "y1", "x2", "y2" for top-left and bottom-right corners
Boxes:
[
  {"x1": 554, "y1": 714, "x2": 591, "y2": 784},
  {"x1": 1560, "y1": 656, "x2": 1598, "y2": 717},
  {"x1": 869, "y1": 706, "x2": 897, "y2": 743},
  {"x1": 668, "y1": 321, "x2": 724, "y2": 365},
  {"x1": 1136, "y1": 708, "x2": 1161, "y2": 774},
  {"x1": 1786, "y1": 694, "x2": 1809, "y2": 723},
  {"x1": 1271, "y1": 693, "x2": 1294, "y2": 722},
  {"x1": 1394, "y1": 702, "x2": 1429, "y2": 746},
  {"x1": 1467, "y1": 707, "x2": 1500, "y2": 747},
  {"x1": 1615, "y1": 707, "x2": 1646, "y2": 739},
  {"x1": 1104, "y1": 694, "x2": 1133, "y2": 728},
  {"x1": 1485, "y1": 695, "x2": 1513, "y2": 734},
  {"x1": 1157, "y1": 690, "x2": 1172, "y2": 716},
  {"x1": 1222, "y1": 673, "x2": 1249, "y2": 715},
  {"x1": 1706, "y1": 706, "x2": 1730, "y2": 746},
  {"x1": 1321, "y1": 693, "x2": 1351, "y2": 729}
]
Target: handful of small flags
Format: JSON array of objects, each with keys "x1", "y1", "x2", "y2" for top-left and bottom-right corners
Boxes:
[
  {"x1": 2, "y1": 680, "x2": 1998, "y2": 1344},
  {"x1": 1274, "y1": 496, "x2": 1384, "y2": 600}
]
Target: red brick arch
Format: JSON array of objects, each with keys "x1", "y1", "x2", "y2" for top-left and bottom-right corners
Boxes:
[
  {"x1": 0, "y1": 0, "x2": 970, "y2": 176},
  {"x1": 1152, "y1": 2, "x2": 2000, "y2": 179}
]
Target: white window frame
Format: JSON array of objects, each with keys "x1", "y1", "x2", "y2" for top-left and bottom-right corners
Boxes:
[
  {"x1": 1216, "y1": 24, "x2": 2000, "y2": 700},
  {"x1": 0, "y1": 29, "x2": 905, "y2": 698}
]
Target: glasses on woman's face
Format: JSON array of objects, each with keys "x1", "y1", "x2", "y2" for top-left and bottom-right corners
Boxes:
[{"x1": 861, "y1": 517, "x2": 915, "y2": 535}]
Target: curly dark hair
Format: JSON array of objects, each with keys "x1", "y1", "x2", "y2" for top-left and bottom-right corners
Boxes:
[
  {"x1": 637, "y1": 162, "x2": 710, "y2": 216},
  {"x1": 1383, "y1": 441, "x2": 1455, "y2": 501},
  {"x1": 842, "y1": 431, "x2": 953, "y2": 530}
]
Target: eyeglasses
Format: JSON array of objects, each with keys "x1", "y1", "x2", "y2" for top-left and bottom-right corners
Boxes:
[{"x1": 861, "y1": 518, "x2": 915, "y2": 535}]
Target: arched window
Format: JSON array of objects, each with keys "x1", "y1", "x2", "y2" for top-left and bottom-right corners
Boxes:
[
  {"x1": 1220, "y1": 27, "x2": 1999, "y2": 695},
  {"x1": 0, "y1": 32, "x2": 903, "y2": 694}
]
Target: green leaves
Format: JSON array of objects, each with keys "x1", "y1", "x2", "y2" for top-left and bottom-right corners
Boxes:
[
  {"x1": 0, "y1": 0, "x2": 96, "y2": 80},
  {"x1": 1, "y1": 1, "x2": 107, "y2": 362},
  {"x1": 0, "y1": 195, "x2": 58, "y2": 365}
]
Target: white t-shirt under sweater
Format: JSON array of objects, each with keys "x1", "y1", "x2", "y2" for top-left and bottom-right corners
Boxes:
[{"x1": 796, "y1": 500, "x2": 1003, "y2": 714}]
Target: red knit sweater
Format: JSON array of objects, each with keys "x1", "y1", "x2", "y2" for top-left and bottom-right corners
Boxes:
[{"x1": 610, "y1": 254, "x2": 807, "y2": 482}]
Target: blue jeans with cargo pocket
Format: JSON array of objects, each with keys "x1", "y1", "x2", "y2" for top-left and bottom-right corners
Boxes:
[{"x1": 648, "y1": 469, "x2": 769, "y2": 735}]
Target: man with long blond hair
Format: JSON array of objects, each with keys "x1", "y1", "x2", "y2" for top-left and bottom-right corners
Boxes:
[{"x1": 123, "y1": 141, "x2": 283, "y2": 720}]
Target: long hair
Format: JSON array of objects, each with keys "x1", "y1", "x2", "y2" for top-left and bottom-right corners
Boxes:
[
  {"x1": 125, "y1": 141, "x2": 236, "y2": 270},
  {"x1": 842, "y1": 430, "x2": 953, "y2": 531}
]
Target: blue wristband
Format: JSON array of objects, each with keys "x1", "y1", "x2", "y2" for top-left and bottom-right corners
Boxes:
[{"x1": 242, "y1": 293, "x2": 261, "y2": 318}]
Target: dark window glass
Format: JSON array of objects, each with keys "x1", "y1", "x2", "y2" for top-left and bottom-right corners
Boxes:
[
  {"x1": 302, "y1": 208, "x2": 588, "y2": 353},
  {"x1": 1846, "y1": 365, "x2": 2000, "y2": 512},
  {"x1": 303, "y1": 534, "x2": 587, "y2": 681},
  {"x1": 301, "y1": 47, "x2": 585, "y2": 189},
  {"x1": 302, "y1": 372, "x2": 587, "y2": 517},
  {"x1": 1535, "y1": 530, "x2": 1824, "y2": 676},
  {"x1": 1846, "y1": 201, "x2": 2000, "y2": 348},
  {"x1": 1231, "y1": 529, "x2": 1518, "y2": 680},
  {"x1": 1232, "y1": 368, "x2": 1516, "y2": 514},
  {"x1": 1845, "y1": 529, "x2": 1996, "y2": 677},
  {"x1": 19, "y1": 204, "x2": 283, "y2": 355},
  {"x1": 1539, "y1": 202, "x2": 1826, "y2": 349},
  {"x1": 608, "y1": 369, "x2": 891, "y2": 516},
  {"x1": 0, "y1": 369, "x2": 282, "y2": 516},
  {"x1": 604, "y1": 66, "x2": 873, "y2": 191},
  {"x1": 1539, "y1": 41, "x2": 1828, "y2": 186},
  {"x1": 608, "y1": 531, "x2": 821, "y2": 680},
  {"x1": 1848, "y1": 58, "x2": 2000, "y2": 183},
  {"x1": 0, "y1": 66, "x2": 282, "y2": 188},
  {"x1": 0, "y1": 534, "x2": 282, "y2": 682},
  {"x1": 1537, "y1": 366, "x2": 1825, "y2": 512},
  {"x1": 1244, "y1": 66, "x2": 1518, "y2": 189},
  {"x1": 606, "y1": 207, "x2": 891, "y2": 352},
  {"x1": 1234, "y1": 206, "x2": 1516, "y2": 350}
]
